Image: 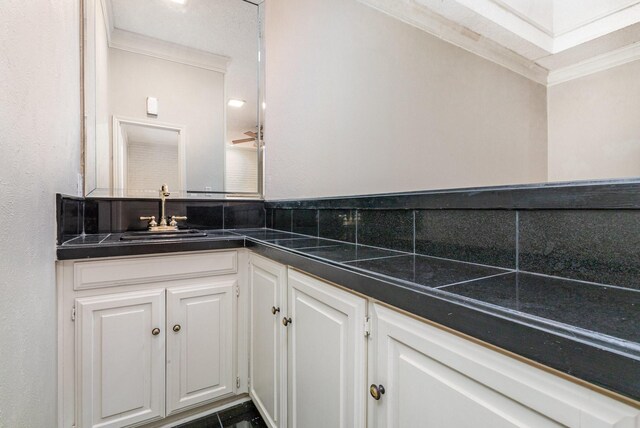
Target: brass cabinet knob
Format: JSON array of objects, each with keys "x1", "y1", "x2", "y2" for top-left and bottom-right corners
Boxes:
[
  {"x1": 370, "y1": 384, "x2": 385, "y2": 400},
  {"x1": 282, "y1": 317, "x2": 292, "y2": 326},
  {"x1": 271, "y1": 306, "x2": 280, "y2": 315},
  {"x1": 152, "y1": 328, "x2": 161, "y2": 336},
  {"x1": 173, "y1": 324, "x2": 181, "y2": 332}
]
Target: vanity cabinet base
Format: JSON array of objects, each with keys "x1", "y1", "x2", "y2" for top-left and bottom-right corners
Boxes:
[{"x1": 57, "y1": 250, "x2": 248, "y2": 428}]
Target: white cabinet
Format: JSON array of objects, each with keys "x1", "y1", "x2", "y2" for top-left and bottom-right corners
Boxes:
[
  {"x1": 58, "y1": 250, "x2": 246, "y2": 428},
  {"x1": 76, "y1": 289, "x2": 165, "y2": 428},
  {"x1": 368, "y1": 303, "x2": 640, "y2": 428},
  {"x1": 166, "y1": 280, "x2": 236, "y2": 414},
  {"x1": 248, "y1": 254, "x2": 288, "y2": 428},
  {"x1": 286, "y1": 270, "x2": 367, "y2": 428}
]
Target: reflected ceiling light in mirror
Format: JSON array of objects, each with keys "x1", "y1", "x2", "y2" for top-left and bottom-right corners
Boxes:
[{"x1": 228, "y1": 99, "x2": 246, "y2": 108}]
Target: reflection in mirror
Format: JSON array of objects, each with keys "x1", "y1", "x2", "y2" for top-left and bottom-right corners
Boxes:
[
  {"x1": 84, "y1": 0, "x2": 263, "y2": 198},
  {"x1": 116, "y1": 122, "x2": 183, "y2": 196}
]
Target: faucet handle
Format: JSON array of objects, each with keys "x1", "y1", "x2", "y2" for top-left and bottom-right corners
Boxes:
[
  {"x1": 170, "y1": 216, "x2": 187, "y2": 227},
  {"x1": 140, "y1": 216, "x2": 158, "y2": 227}
]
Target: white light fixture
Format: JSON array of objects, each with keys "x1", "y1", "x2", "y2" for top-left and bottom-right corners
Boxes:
[
  {"x1": 228, "y1": 99, "x2": 246, "y2": 108},
  {"x1": 170, "y1": 0, "x2": 188, "y2": 5}
]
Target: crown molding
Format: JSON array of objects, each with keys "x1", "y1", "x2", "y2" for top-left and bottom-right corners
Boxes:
[
  {"x1": 547, "y1": 40, "x2": 640, "y2": 86},
  {"x1": 359, "y1": 0, "x2": 640, "y2": 87},
  {"x1": 358, "y1": 0, "x2": 548, "y2": 85},
  {"x1": 99, "y1": 0, "x2": 229, "y2": 73},
  {"x1": 108, "y1": 29, "x2": 231, "y2": 73}
]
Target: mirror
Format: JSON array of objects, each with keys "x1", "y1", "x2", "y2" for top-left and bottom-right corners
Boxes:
[{"x1": 83, "y1": 0, "x2": 263, "y2": 198}]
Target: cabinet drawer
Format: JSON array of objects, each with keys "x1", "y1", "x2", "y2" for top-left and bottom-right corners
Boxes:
[{"x1": 74, "y1": 251, "x2": 237, "y2": 290}]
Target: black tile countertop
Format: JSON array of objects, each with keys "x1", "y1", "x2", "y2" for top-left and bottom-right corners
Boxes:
[
  {"x1": 57, "y1": 230, "x2": 245, "y2": 259},
  {"x1": 443, "y1": 272, "x2": 640, "y2": 344},
  {"x1": 57, "y1": 228, "x2": 640, "y2": 402}
]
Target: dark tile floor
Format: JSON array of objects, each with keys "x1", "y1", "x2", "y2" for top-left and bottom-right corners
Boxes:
[{"x1": 175, "y1": 401, "x2": 267, "y2": 428}]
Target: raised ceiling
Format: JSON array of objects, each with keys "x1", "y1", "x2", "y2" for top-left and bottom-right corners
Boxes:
[{"x1": 360, "y1": 0, "x2": 640, "y2": 85}]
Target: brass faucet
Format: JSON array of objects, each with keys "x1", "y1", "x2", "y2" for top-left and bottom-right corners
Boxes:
[{"x1": 140, "y1": 184, "x2": 187, "y2": 231}]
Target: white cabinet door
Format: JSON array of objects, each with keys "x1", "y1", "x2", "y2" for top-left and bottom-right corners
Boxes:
[
  {"x1": 76, "y1": 289, "x2": 165, "y2": 428},
  {"x1": 249, "y1": 255, "x2": 288, "y2": 428},
  {"x1": 287, "y1": 270, "x2": 367, "y2": 428},
  {"x1": 166, "y1": 279, "x2": 236, "y2": 414},
  {"x1": 368, "y1": 303, "x2": 640, "y2": 428}
]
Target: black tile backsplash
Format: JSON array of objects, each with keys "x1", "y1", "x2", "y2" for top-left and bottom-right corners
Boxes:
[
  {"x1": 272, "y1": 209, "x2": 292, "y2": 231},
  {"x1": 319, "y1": 209, "x2": 357, "y2": 243},
  {"x1": 415, "y1": 210, "x2": 516, "y2": 268},
  {"x1": 58, "y1": 196, "x2": 83, "y2": 243},
  {"x1": 292, "y1": 209, "x2": 318, "y2": 236},
  {"x1": 165, "y1": 201, "x2": 224, "y2": 230},
  {"x1": 519, "y1": 210, "x2": 640, "y2": 289},
  {"x1": 58, "y1": 182, "x2": 640, "y2": 292},
  {"x1": 111, "y1": 200, "x2": 161, "y2": 232},
  {"x1": 83, "y1": 199, "x2": 112, "y2": 234},
  {"x1": 57, "y1": 195, "x2": 266, "y2": 237},
  {"x1": 358, "y1": 210, "x2": 413, "y2": 252},
  {"x1": 224, "y1": 202, "x2": 265, "y2": 229}
]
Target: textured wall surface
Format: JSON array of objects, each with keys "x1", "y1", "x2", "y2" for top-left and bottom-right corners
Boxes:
[
  {"x1": 548, "y1": 60, "x2": 640, "y2": 182},
  {"x1": 0, "y1": 0, "x2": 81, "y2": 425},
  {"x1": 264, "y1": 0, "x2": 548, "y2": 199}
]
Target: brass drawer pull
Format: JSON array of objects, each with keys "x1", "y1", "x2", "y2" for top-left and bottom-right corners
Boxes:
[
  {"x1": 282, "y1": 317, "x2": 292, "y2": 326},
  {"x1": 151, "y1": 328, "x2": 161, "y2": 336},
  {"x1": 173, "y1": 324, "x2": 181, "y2": 332},
  {"x1": 271, "y1": 306, "x2": 280, "y2": 315}
]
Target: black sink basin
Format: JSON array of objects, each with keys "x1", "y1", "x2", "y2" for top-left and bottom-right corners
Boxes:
[{"x1": 120, "y1": 229, "x2": 208, "y2": 241}]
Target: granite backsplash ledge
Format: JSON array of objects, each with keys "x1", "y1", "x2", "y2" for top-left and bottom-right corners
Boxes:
[
  {"x1": 59, "y1": 180, "x2": 640, "y2": 291},
  {"x1": 56, "y1": 195, "x2": 266, "y2": 243},
  {"x1": 266, "y1": 180, "x2": 640, "y2": 291}
]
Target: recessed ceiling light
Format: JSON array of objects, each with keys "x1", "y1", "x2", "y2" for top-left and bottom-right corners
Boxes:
[
  {"x1": 170, "y1": 0, "x2": 187, "y2": 5},
  {"x1": 228, "y1": 99, "x2": 246, "y2": 108}
]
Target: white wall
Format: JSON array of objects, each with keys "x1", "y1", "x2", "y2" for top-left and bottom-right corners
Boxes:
[
  {"x1": 264, "y1": 0, "x2": 548, "y2": 199},
  {"x1": 547, "y1": 60, "x2": 640, "y2": 182},
  {"x1": 0, "y1": 1, "x2": 80, "y2": 426},
  {"x1": 108, "y1": 48, "x2": 225, "y2": 191}
]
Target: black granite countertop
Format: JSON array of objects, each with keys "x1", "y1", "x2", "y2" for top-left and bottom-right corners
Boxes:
[
  {"x1": 57, "y1": 230, "x2": 245, "y2": 259},
  {"x1": 57, "y1": 228, "x2": 640, "y2": 402}
]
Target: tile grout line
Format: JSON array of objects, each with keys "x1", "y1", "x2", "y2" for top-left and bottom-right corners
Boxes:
[
  {"x1": 355, "y1": 209, "x2": 359, "y2": 246},
  {"x1": 412, "y1": 209, "x2": 416, "y2": 255},
  {"x1": 342, "y1": 253, "x2": 409, "y2": 264},
  {"x1": 517, "y1": 269, "x2": 640, "y2": 293},
  {"x1": 515, "y1": 210, "x2": 520, "y2": 271},
  {"x1": 412, "y1": 251, "x2": 514, "y2": 271},
  {"x1": 435, "y1": 271, "x2": 514, "y2": 290}
]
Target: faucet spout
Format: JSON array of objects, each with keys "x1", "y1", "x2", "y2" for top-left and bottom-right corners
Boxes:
[
  {"x1": 159, "y1": 184, "x2": 170, "y2": 227},
  {"x1": 140, "y1": 184, "x2": 187, "y2": 231}
]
